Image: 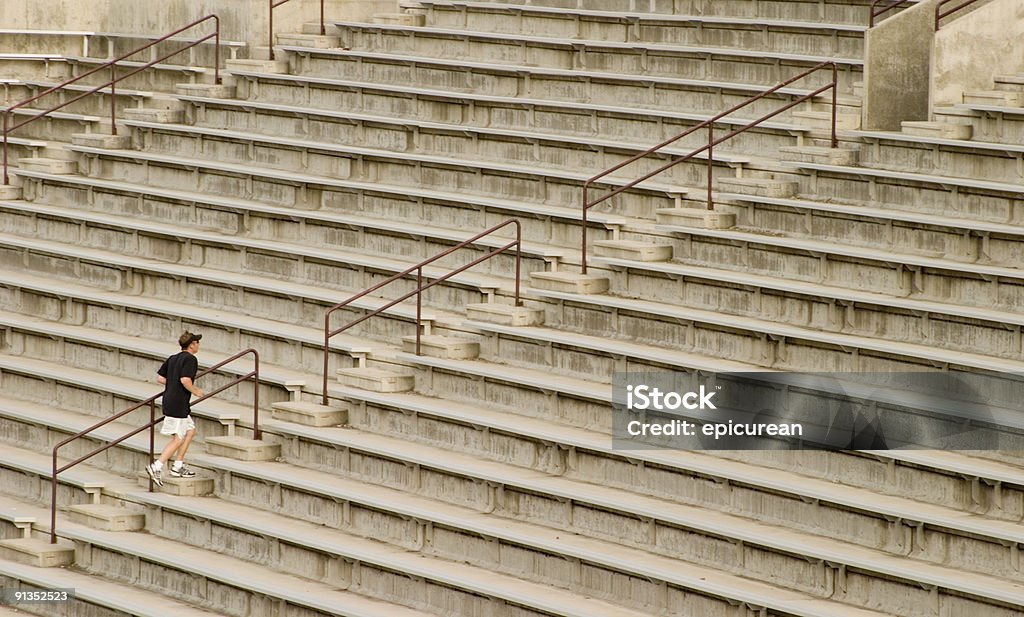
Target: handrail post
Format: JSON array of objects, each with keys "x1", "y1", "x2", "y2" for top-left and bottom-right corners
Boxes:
[
  {"x1": 50, "y1": 450, "x2": 58, "y2": 544},
  {"x1": 581, "y1": 185, "x2": 589, "y2": 274},
  {"x1": 514, "y1": 221, "x2": 522, "y2": 307},
  {"x1": 148, "y1": 400, "x2": 155, "y2": 491},
  {"x1": 321, "y1": 0, "x2": 326, "y2": 36},
  {"x1": 322, "y1": 314, "x2": 330, "y2": 406},
  {"x1": 416, "y1": 267, "x2": 423, "y2": 356},
  {"x1": 706, "y1": 123, "x2": 714, "y2": 211},
  {"x1": 269, "y1": 0, "x2": 276, "y2": 61},
  {"x1": 253, "y1": 350, "x2": 261, "y2": 440},
  {"x1": 110, "y1": 63, "x2": 117, "y2": 136},
  {"x1": 2, "y1": 110, "x2": 9, "y2": 185},
  {"x1": 831, "y1": 63, "x2": 838, "y2": 148},
  {"x1": 214, "y1": 15, "x2": 222, "y2": 84}
]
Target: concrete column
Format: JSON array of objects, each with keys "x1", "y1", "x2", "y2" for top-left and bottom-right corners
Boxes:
[
  {"x1": 862, "y1": 0, "x2": 942, "y2": 130},
  {"x1": 930, "y1": 0, "x2": 1024, "y2": 109}
]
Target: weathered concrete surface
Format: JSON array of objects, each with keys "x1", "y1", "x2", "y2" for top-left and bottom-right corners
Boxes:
[
  {"x1": 930, "y1": 0, "x2": 1024, "y2": 108},
  {"x1": 0, "y1": 0, "x2": 391, "y2": 48},
  {"x1": 862, "y1": 0, "x2": 942, "y2": 130}
]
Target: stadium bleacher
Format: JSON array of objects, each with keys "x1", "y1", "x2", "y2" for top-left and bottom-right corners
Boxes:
[{"x1": 2, "y1": 0, "x2": 1024, "y2": 616}]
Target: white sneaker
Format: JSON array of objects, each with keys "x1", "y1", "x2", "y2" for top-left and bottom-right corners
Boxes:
[{"x1": 146, "y1": 463, "x2": 163, "y2": 487}]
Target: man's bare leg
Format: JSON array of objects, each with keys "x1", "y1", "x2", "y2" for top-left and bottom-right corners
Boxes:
[
  {"x1": 157, "y1": 435, "x2": 183, "y2": 466},
  {"x1": 173, "y1": 429, "x2": 196, "y2": 464}
]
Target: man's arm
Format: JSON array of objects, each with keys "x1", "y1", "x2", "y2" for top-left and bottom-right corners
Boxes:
[
  {"x1": 180, "y1": 377, "x2": 204, "y2": 399},
  {"x1": 157, "y1": 359, "x2": 168, "y2": 385}
]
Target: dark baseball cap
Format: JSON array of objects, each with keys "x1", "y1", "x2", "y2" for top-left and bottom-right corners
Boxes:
[{"x1": 178, "y1": 331, "x2": 203, "y2": 349}]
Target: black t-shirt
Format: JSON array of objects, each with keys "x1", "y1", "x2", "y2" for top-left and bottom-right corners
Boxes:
[{"x1": 158, "y1": 351, "x2": 198, "y2": 418}]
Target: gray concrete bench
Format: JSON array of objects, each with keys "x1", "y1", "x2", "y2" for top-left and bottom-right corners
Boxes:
[
  {"x1": 0, "y1": 442, "x2": 105, "y2": 505},
  {"x1": 0, "y1": 191, "x2": 527, "y2": 298},
  {"x1": 251, "y1": 418, "x2": 1024, "y2": 611},
  {"x1": 162, "y1": 447, "x2": 1015, "y2": 617},
  {"x1": 121, "y1": 117, "x2": 750, "y2": 190},
  {"x1": 170, "y1": 96, "x2": 758, "y2": 168},
  {"x1": 591, "y1": 253, "x2": 1024, "y2": 341},
  {"x1": 470, "y1": 301, "x2": 1024, "y2": 374},
  {"x1": 21, "y1": 143, "x2": 631, "y2": 241},
  {"x1": 0, "y1": 554, "x2": 229, "y2": 617},
  {"x1": 330, "y1": 20, "x2": 864, "y2": 67},
  {"x1": 272, "y1": 45, "x2": 856, "y2": 117},
  {"x1": 61, "y1": 488, "x2": 651, "y2": 617},
  {"x1": 783, "y1": 160, "x2": 1024, "y2": 196}
]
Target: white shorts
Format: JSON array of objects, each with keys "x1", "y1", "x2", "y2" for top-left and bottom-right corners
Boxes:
[{"x1": 161, "y1": 416, "x2": 196, "y2": 439}]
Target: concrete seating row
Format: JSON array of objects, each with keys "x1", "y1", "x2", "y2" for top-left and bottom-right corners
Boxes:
[
  {"x1": 846, "y1": 129, "x2": 1024, "y2": 186},
  {"x1": 782, "y1": 159, "x2": 1024, "y2": 224},
  {"x1": 0, "y1": 227, "x2": 450, "y2": 365},
  {"x1": 62, "y1": 140, "x2": 689, "y2": 229},
  {"x1": 0, "y1": 440, "x2": 656, "y2": 617},
  {"x1": 444, "y1": 0, "x2": 912, "y2": 24},
  {"x1": 589, "y1": 252, "x2": 1024, "y2": 362},
  {"x1": 173, "y1": 92, "x2": 798, "y2": 163},
  {"x1": 2, "y1": 393, "x2": 1019, "y2": 616},
  {"x1": 273, "y1": 44, "x2": 860, "y2": 114},
  {"x1": 0, "y1": 554, "x2": 227, "y2": 617},
  {"x1": 717, "y1": 191, "x2": 1024, "y2": 265},
  {"x1": 185, "y1": 80, "x2": 813, "y2": 147},
  {"x1": 329, "y1": 20, "x2": 863, "y2": 83},
  {"x1": 18, "y1": 164, "x2": 625, "y2": 250},
  {"x1": 415, "y1": 0, "x2": 869, "y2": 56},
  {"x1": 122, "y1": 116, "x2": 752, "y2": 190},
  {"x1": 0, "y1": 487, "x2": 435, "y2": 617}
]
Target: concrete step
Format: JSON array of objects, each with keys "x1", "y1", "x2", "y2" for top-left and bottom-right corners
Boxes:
[
  {"x1": 716, "y1": 176, "x2": 799, "y2": 197},
  {"x1": 0, "y1": 552, "x2": 275, "y2": 617},
  {"x1": 963, "y1": 90, "x2": 1023, "y2": 107},
  {"x1": 121, "y1": 107, "x2": 184, "y2": 123},
  {"x1": 16, "y1": 157, "x2": 76, "y2": 174},
  {"x1": 792, "y1": 110, "x2": 861, "y2": 130},
  {"x1": 529, "y1": 271, "x2": 610, "y2": 295},
  {"x1": 173, "y1": 83, "x2": 237, "y2": 99},
  {"x1": 900, "y1": 120, "x2": 973, "y2": 140},
  {"x1": 225, "y1": 58, "x2": 289, "y2": 74},
  {"x1": 778, "y1": 145, "x2": 859, "y2": 165},
  {"x1": 0, "y1": 537, "x2": 75, "y2": 567},
  {"x1": 654, "y1": 207, "x2": 736, "y2": 229},
  {"x1": 71, "y1": 132, "x2": 132, "y2": 149},
  {"x1": 592, "y1": 239, "x2": 673, "y2": 261},
  {"x1": 465, "y1": 302, "x2": 545, "y2": 327},
  {"x1": 66, "y1": 503, "x2": 145, "y2": 532},
  {"x1": 337, "y1": 367, "x2": 415, "y2": 392},
  {"x1": 136, "y1": 472, "x2": 214, "y2": 497},
  {"x1": 275, "y1": 33, "x2": 342, "y2": 48},
  {"x1": 401, "y1": 334, "x2": 480, "y2": 360},
  {"x1": 272, "y1": 400, "x2": 349, "y2": 426},
  {"x1": 204, "y1": 436, "x2": 282, "y2": 462},
  {"x1": 0, "y1": 185, "x2": 22, "y2": 199},
  {"x1": 993, "y1": 73, "x2": 1024, "y2": 92},
  {"x1": 373, "y1": 12, "x2": 427, "y2": 26}
]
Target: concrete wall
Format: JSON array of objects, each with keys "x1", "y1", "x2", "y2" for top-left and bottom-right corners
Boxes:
[
  {"x1": 861, "y1": 0, "x2": 941, "y2": 130},
  {"x1": 0, "y1": 0, "x2": 394, "y2": 47},
  {"x1": 930, "y1": 0, "x2": 1024, "y2": 108}
]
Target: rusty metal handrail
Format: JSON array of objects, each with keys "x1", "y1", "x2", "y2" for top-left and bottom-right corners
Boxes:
[
  {"x1": 580, "y1": 61, "x2": 838, "y2": 274},
  {"x1": 49, "y1": 348, "x2": 260, "y2": 543},
  {"x1": 869, "y1": 0, "x2": 915, "y2": 27},
  {"x1": 269, "y1": 0, "x2": 326, "y2": 61},
  {"x1": 935, "y1": 0, "x2": 982, "y2": 29},
  {"x1": 2, "y1": 15, "x2": 221, "y2": 185},
  {"x1": 321, "y1": 220, "x2": 523, "y2": 405}
]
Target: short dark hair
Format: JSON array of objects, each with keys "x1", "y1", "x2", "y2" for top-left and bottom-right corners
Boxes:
[{"x1": 178, "y1": 331, "x2": 202, "y2": 349}]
